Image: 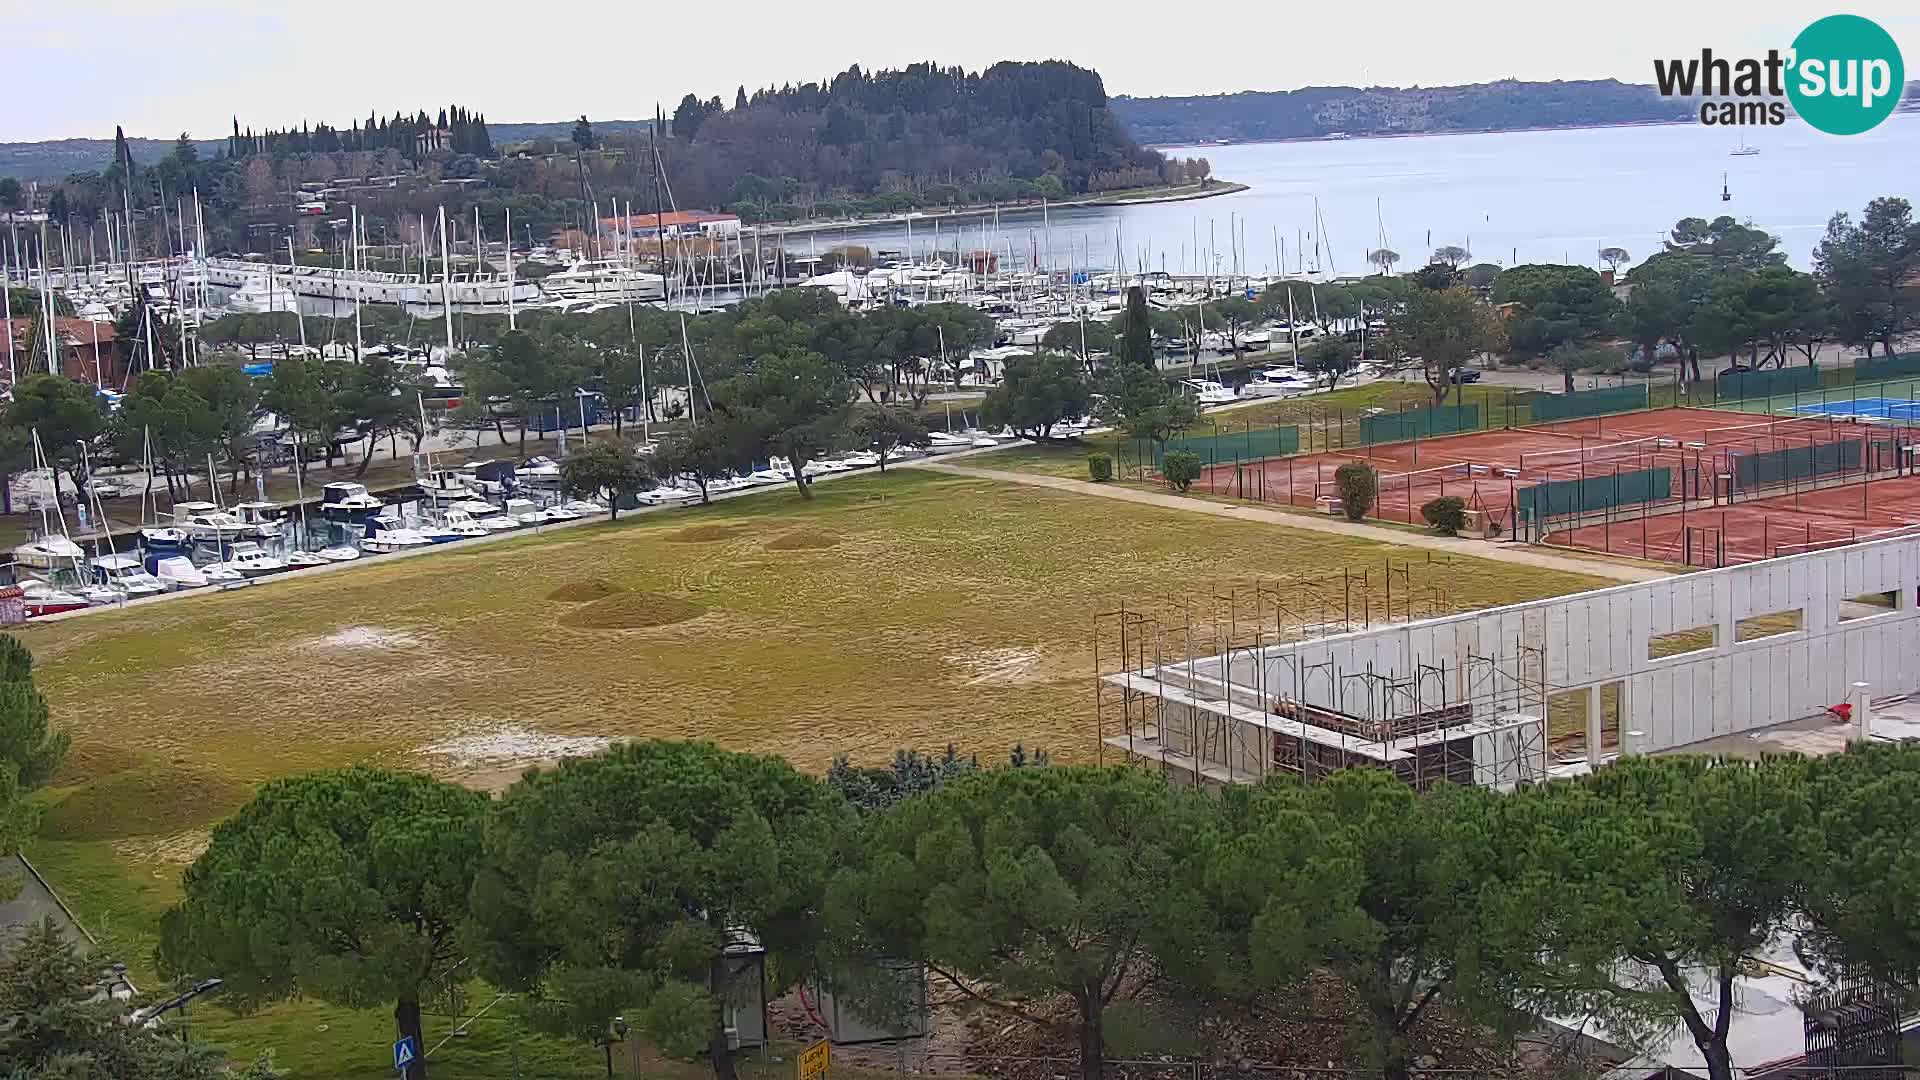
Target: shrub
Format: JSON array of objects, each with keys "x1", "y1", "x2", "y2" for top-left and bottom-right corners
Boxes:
[
  {"x1": 1421, "y1": 495, "x2": 1468, "y2": 536},
  {"x1": 1087, "y1": 453, "x2": 1113, "y2": 482},
  {"x1": 1333, "y1": 462, "x2": 1377, "y2": 521},
  {"x1": 1162, "y1": 451, "x2": 1202, "y2": 492}
]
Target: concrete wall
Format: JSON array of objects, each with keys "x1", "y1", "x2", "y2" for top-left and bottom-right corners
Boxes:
[{"x1": 1183, "y1": 533, "x2": 1920, "y2": 755}]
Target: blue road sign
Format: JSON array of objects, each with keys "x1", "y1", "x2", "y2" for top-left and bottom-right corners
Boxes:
[{"x1": 394, "y1": 1036, "x2": 418, "y2": 1071}]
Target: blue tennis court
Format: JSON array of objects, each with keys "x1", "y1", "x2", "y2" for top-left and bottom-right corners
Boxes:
[{"x1": 1790, "y1": 396, "x2": 1920, "y2": 420}]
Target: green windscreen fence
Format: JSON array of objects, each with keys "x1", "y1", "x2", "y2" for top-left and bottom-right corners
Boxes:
[
  {"x1": 1359, "y1": 404, "x2": 1480, "y2": 445},
  {"x1": 1516, "y1": 466, "x2": 1672, "y2": 522},
  {"x1": 1155, "y1": 425, "x2": 1300, "y2": 466},
  {"x1": 1529, "y1": 384, "x2": 1649, "y2": 423},
  {"x1": 1716, "y1": 366, "x2": 1818, "y2": 401},
  {"x1": 1731, "y1": 440, "x2": 1862, "y2": 490},
  {"x1": 1854, "y1": 351, "x2": 1920, "y2": 384}
]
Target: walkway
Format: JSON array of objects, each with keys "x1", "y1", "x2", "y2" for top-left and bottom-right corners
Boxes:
[{"x1": 912, "y1": 461, "x2": 1672, "y2": 584}]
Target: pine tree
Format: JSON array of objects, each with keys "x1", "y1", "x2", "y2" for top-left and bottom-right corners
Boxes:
[{"x1": 735, "y1": 85, "x2": 748, "y2": 111}]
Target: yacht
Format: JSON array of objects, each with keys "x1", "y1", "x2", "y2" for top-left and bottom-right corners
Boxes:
[
  {"x1": 139, "y1": 524, "x2": 189, "y2": 554},
  {"x1": 926, "y1": 431, "x2": 973, "y2": 451},
  {"x1": 172, "y1": 501, "x2": 252, "y2": 542},
  {"x1": 537, "y1": 260, "x2": 667, "y2": 303},
  {"x1": 438, "y1": 510, "x2": 492, "y2": 538},
  {"x1": 20, "y1": 579, "x2": 90, "y2": 618},
  {"x1": 1239, "y1": 369, "x2": 1318, "y2": 399},
  {"x1": 1181, "y1": 378, "x2": 1239, "y2": 406},
  {"x1": 150, "y1": 555, "x2": 209, "y2": 590},
  {"x1": 320, "y1": 482, "x2": 383, "y2": 522},
  {"x1": 418, "y1": 470, "x2": 473, "y2": 504},
  {"x1": 226, "y1": 275, "x2": 300, "y2": 314},
  {"x1": 230, "y1": 502, "x2": 285, "y2": 539},
  {"x1": 518, "y1": 456, "x2": 563, "y2": 488},
  {"x1": 12, "y1": 532, "x2": 86, "y2": 572},
  {"x1": 316, "y1": 545, "x2": 362, "y2": 562},
  {"x1": 213, "y1": 542, "x2": 288, "y2": 578},
  {"x1": 89, "y1": 552, "x2": 168, "y2": 598}
]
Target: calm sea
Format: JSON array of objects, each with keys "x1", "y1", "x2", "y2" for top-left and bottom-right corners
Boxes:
[{"x1": 771, "y1": 113, "x2": 1920, "y2": 275}]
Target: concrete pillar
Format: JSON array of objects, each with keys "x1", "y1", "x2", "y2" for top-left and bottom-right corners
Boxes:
[
  {"x1": 1850, "y1": 681, "x2": 1872, "y2": 743},
  {"x1": 1586, "y1": 687, "x2": 1603, "y2": 765}
]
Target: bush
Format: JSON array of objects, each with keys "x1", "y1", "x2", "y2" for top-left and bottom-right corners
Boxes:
[
  {"x1": 1421, "y1": 495, "x2": 1468, "y2": 536},
  {"x1": 1087, "y1": 453, "x2": 1113, "y2": 482},
  {"x1": 1162, "y1": 451, "x2": 1202, "y2": 492},
  {"x1": 1333, "y1": 462, "x2": 1377, "y2": 521}
]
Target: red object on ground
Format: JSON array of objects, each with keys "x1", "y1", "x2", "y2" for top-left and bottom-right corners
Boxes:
[{"x1": 1828, "y1": 703, "x2": 1854, "y2": 721}]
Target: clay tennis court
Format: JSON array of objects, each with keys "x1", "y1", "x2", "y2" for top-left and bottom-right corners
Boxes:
[
  {"x1": 1193, "y1": 407, "x2": 1863, "y2": 526},
  {"x1": 1546, "y1": 472, "x2": 1920, "y2": 567}
]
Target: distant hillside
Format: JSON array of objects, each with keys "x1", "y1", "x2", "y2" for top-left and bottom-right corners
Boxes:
[
  {"x1": 0, "y1": 136, "x2": 221, "y2": 182},
  {"x1": 0, "y1": 120, "x2": 656, "y2": 182},
  {"x1": 1111, "y1": 80, "x2": 1695, "y2": 144}
]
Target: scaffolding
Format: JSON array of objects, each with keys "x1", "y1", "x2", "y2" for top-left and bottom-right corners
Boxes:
[{"x1": 1095, "y1": 561, "x2": 1554, "y2": 792}]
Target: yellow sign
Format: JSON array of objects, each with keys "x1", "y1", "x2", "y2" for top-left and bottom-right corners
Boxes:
[{"x1": 798, "y1": 1039, "x2": 831, "y2": 1080}]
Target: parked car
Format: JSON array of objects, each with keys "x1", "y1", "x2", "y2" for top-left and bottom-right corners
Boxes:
[{"x1": 1449, "y1": 367, "x2": 1483, "y2": 384}]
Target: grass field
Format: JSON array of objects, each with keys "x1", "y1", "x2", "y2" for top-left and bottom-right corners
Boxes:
[{"x1": 19, "y1": 468, "x2": 1611, "y2": 1077}]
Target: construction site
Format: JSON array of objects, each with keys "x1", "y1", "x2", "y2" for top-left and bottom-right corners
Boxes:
[{"x1": 1096, "y1": 530, "x2": 1920, "y2": 790}]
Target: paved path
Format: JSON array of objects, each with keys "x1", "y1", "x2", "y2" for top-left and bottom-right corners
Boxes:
[{"x1": 912, "y1": 460, "x2": 1671, "y2": 584}]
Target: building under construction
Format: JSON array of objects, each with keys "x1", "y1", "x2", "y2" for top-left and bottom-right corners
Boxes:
[{"x1": 1098, "y1": 531, "x2": 1920, "y2": 791}]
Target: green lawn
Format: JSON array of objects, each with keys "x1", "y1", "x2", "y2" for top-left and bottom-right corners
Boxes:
[{"x1": 20, "y1": 468, "x2": 1611, "y2": 1078}]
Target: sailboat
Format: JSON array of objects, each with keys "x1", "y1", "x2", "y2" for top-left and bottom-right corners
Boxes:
[{"x1": 1730, "y1": 136, "x2": 1760, "y2": 157}]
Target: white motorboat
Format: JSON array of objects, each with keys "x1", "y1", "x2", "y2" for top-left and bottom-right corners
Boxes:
[
  {"x1": 476, "y1": 514, "x2": 520, "y2": 532},
  {"x1": 89, "y1": 552, "x2": 167, "y2": 598},
  {"x1": 519, "y1": 457, "x2": 563, "y2": 487},
  {"x1": 213, "y1": 542, "x2": 288, "y2": 577},
  {"x1": 20, "y1": 580, "x2": 90, "y2": 617},
  {"x1": 419, "y1": 470, "x2": 473, "y2": 504},
  {"x1": 201, "y1": 563, "x2": 247, "y2": 585},
  {"x1": 1182, "y1": 378, "x2": 1239, "y2": 406},
  {"x1": 12, "y1": 533, "x2": 86, "y2": 572},
  {"x1": 537, "y1": 260, "x2": 667, "y2": 303},
  {"x1": 284, "y1": 550, "x2": 330, "y2": 569},
  {"x1": 448, "y1": 498, "x2": 499, "y2": 518},
  {"x1": 746, "y1": 468, "x2": 792, "y2": 485},
  {"x1": 362, "y1": 530, "x2": 432, "y2": 553},
  {"x1": 151, "y1": 556, "x2": 210, "y2": 590},
  {"x1": 636, "y1": 486, "x2": 699, "y2": 505},
  {"x1": 543, "y1": 504, "x2": 583, "y2": 521},
  {"x1": 926, "y1": 431, "x2": 972, "y2": 451},
  {"x1": 140, "y1": 525, "x2": 190, "y2": 554},
  {"x1": 226, "y1": 274, "x2": 300, "y2": 314},
  {"x1": 320, "y1": 482, "x2": 383, "y2": 522},
  {"x1": 173, "y1": 501, "x2": 252, "y2": 542},
  {"x1": 316, "y1": 545, "x2": 362, "y2": 562},
  {"x1": 1239, "y1": 369, "x2": 1318, "y2": 399},
  {"x1": 230, "y1": 501, "x2": 285, "y2": 538},
  {"x1": 837, "y1": 450, "x2": 882, "y2": 468},
  {"x1": 561, "y1": 499, "x2": 608, "y2": 515}
]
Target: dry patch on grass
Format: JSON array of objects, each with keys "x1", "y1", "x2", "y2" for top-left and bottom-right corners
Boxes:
[
  {"x1": 667, "y1": 523, "x2": 759, "y2": 543},
  {"x1": 558, "y1": 591, "x2": 707, "y2": 630},
  {"x1": 547, "y1": 578, "x2": 627, "y2": 603},
  {"x1": 765, "y1": 527, "x2": 840, "y2": 551},
  {"x1": 111, "y1": 828, "x2": 213, "y2": 869},
  {"x1": 313, "y1": 625, "x2": 424, "y2": 650},
  {"x1": 41, "y1": 765, "x2": 252, "y2": 842}
]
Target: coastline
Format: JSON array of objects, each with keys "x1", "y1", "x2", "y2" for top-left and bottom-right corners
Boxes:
[
  {"x1": 746, "y1": 181, "x2": 1249, "y2": 241},
  {"x1": 1144, "y1": 118, "x2": 1697, "y2": 152}
]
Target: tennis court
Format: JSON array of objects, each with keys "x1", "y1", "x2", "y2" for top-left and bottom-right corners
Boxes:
[
  {"x1": 1194, "y1": 407, "x2": 1861, "y2": 529},
  {"x1": 1790, "y1": 396, "x2": 1920, "y2": 421},
  {"x1": 1546, "y1": 472, "x2": 1920, "y2": 568}
]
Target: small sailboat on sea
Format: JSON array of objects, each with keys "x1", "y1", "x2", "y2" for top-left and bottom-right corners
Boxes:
[{"x1": 1730, "y1": 136, "x2": 1759, "y2": 157}]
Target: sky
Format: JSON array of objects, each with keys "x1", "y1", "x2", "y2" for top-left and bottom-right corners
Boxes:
[{"x1": 5, "y1": 0, "x2": 1918, "y2": 142}]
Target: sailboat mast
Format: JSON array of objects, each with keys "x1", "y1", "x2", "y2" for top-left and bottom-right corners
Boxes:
[
  {"x1": 438, "y1": 206, "x2": 454, "y2": 356},
  {"x1": 505, "y1": 205, "x2": 516, "y2": 330}
]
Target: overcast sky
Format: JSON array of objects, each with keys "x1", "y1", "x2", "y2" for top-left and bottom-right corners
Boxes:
[{"x1": 7, "y1": 0, "x2": 1918, "y2": 142}]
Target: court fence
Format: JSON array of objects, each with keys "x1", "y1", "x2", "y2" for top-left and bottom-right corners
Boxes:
[
  {"x1": 1516, "y1": 466, "x2": 1672, "y2": 524},
  {"x1": 1357, "y1": 404, "x2": 1480, "y2": 445},
  {"x1": 1730, "y1": 441, "x2": 1863, "y2": 492},
  {"x1": 1715, "y1": 365, "x2": 1819, "y2": 402},
  {"x1": 1153, "y1": 423, "x2": 1301, "y2": 467},
  {"x1": 1527, "y1": 383, "x2": 1649, "y2": 423}
]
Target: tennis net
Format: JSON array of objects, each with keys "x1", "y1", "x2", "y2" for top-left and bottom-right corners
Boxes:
[
  {"x1": 1377, "y1": 461, "x2": 1481, "y2": 489},
  {"x1": 1518, "y1": 435, "x2": 1675, "y2": 472}
]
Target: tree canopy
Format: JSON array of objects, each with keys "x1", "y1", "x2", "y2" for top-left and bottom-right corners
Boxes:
[
  {"x1": 981, "y1": 353, "x2": 1091, "y2": 440},
  {"x1": 159, "y1": 768, "x2": 489, "y2": 1080},
  {"x1": 471, "y1": 741, "x2": 850, "y2": 1079}
]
